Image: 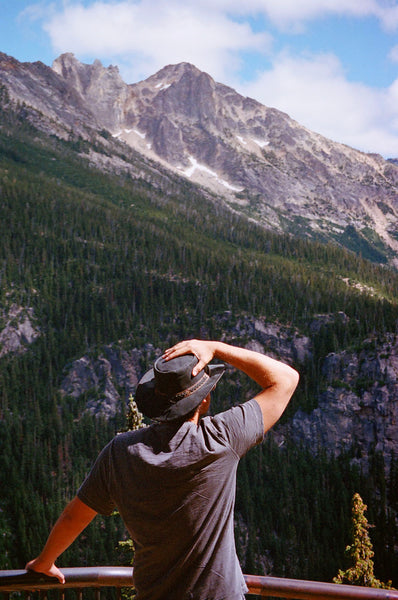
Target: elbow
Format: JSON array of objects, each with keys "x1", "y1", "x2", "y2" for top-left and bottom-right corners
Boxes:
[
  {"x1": 291, "y1": 367, "x2": 300, "y2": 389},
  {"x1": 283, "y1": 366, "x2": 300, "y2": 400}
]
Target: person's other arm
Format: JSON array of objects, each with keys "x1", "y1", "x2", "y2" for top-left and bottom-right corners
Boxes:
[
  {"x1": 25, "y1": 496, "x2": 98, "y2": 583},
  {"x1": 163, "y1": 339, "x2": 299, "y2": 433}
]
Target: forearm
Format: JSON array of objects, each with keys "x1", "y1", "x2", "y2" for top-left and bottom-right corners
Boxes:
[
  {"x1": 209, "y1": 341, "x2": 292, "y2": 389},
  {"x1": 26, "y1": 497, "x2": 97, "y2": 582},
  {"x1": 211, "y1": 340, "x2": 299, "y2": 430},
  {"x1": 38, "y1": 500, "x2": 93, "y2": 563}
]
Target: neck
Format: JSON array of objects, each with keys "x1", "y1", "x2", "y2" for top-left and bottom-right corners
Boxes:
[
  {"x1": 187, "y1": 409, "x2": 201, "y2": 426},
  {"x1": 187, "y1": 394, "x2": 210, "y2": 425}
]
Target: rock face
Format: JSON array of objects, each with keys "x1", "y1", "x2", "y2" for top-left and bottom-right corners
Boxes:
[
  {"x1": 0, "y1": 53, "x2": 96, "y2": 138},
  {"x1": 281, "y1": 333, "x2": 398, "y2": 471},
  {"x1": 214, "y1": 315, "x2": 398, "y2": 473},
  {"x1": 1, "y1": 52, "x2": 398, "y2": 265},
  {"x1": 52, "y1": 54, "x2": 128, "y2": 131},
  {"x1": 59, "y1": 344, "x2": 157, "y2": 418},
  {"x1": 0, "y1": 304, "x2": 40, "y2": 358}
]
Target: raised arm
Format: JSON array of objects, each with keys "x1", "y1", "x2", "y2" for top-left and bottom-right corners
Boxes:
[
  {"x1": 163, "y1": 339, "x2": 299, "y2": 433},
  {"x1": 25, "y1": 496, "x2": 97, "y2": 583}
]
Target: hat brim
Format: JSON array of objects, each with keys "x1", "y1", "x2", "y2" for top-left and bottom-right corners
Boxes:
[{"x1": 135, "y1": 363, "x2": 225, "y2": 422}]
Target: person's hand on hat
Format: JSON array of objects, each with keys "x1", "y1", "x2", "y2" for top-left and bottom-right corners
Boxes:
[{"x1": 163, "y1": 339, "x2": 216, "y2": 376}]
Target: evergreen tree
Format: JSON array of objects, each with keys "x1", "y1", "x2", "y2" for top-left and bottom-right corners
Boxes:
[
  {"x1": 124, "y1": 396, "x2": 146, "y2": 433},
  {"x1": 333, "y1": 493, "x2": 394, "y2": 589}
]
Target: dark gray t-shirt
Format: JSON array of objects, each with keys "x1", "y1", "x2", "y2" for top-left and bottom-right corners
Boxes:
[{"x1": 78, "y1": 399, "x2": 264, "y2": 600}]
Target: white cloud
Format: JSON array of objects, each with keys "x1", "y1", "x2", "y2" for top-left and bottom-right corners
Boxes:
[
  {"x1": 243, "y1": 0, "x2": 377, "y2": 27},
  {"x1": 372, "y1": 1, "x2": 398, "y2": 31},
  {"x1": 239, "y1": 51, "x2": 398, "y2": 156},
  {"x1": 42, "y1": 0, "x2": 271, "y2": 82},
  {"x1": 185, "y1": 0, "x2": 398, "y2": 30}
]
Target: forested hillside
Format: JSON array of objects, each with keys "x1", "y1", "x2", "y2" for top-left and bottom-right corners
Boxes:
[{"x1": 0, "y1": 93, "x2": 397, "y2": 584}]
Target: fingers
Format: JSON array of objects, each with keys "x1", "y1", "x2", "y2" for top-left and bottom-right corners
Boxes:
[
  {"x1": 162, "y1": 340, "x2": 198, "y2": 361},
  {"x1": 192, "y1": 359, "x2": 206, "y2": 377},
  {"x1": 48, "y1": 565, "x2": 66, "y2": 584},
  {"x1": 25, "y1": 560, "x2": 65, "y2": 584},
  {"x1": 163, "y1": 340, "x2": 214, "y2": 376}
]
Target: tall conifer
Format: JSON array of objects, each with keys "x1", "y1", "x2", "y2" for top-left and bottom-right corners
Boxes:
[{"x1": 333, "y1": 493, "x2": 393, "y2": 589}]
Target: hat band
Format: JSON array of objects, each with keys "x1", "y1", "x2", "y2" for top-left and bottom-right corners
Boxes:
[{"x1": 155, "y1": 372, "x2": 210, "y2": 404}]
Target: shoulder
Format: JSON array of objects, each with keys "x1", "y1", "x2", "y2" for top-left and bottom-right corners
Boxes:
[
  {"x1": 212, "y1": 398, "x2": 263, "y2": 427},
  {"x1": 202, "y1": 399, "x2": 264, "y2": 457},
  {"x1": 96, "y1": 428, "x2": 150, "y2": 461},
  {"x1": 111, "y1": 426, "x2": 150, "y2": 449}
]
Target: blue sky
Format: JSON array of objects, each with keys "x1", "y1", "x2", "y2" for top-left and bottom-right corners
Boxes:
[{"x1": 1, "y1": 0, "x2": 398, "y2": 157}]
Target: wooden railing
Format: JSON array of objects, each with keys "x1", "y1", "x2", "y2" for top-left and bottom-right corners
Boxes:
[{"x1": 0, "y1": 567, "x2": 397, "y2": 599}]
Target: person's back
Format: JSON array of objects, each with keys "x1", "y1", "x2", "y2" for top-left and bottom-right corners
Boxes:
[
  {"x1": 25, "y1": 339, "x2": 299, "y2": 600},
  {"x1": 78, "y1": 400, "x2": 264, "y2": 599}
]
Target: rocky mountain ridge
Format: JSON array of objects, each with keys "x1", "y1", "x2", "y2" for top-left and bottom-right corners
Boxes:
[{"x1": 1, "y1": 52, "x2": 398, "y2": 266}]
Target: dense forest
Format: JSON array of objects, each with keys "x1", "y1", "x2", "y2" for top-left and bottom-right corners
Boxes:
[{"x1": 0, "y1": 92, "x2": 397, "y2": 585}]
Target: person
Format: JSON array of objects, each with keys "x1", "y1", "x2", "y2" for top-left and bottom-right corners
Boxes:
[{"x1": 26, "y1": 339, "x2": 299, "y2": 600}]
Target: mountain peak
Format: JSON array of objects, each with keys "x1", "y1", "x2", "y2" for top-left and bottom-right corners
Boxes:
[
  {"x1": 1, "y1": 53, "x2": 398, "y2": 266},
  {"x1": 52, "y1": 53, "x2": 122, "y2": 86},
  {"x1": 141, "y1": 61, "x2": 213, "y2": 93},
  {"x1": 158, "y1": 61, "x2": 203, "y2": 73},
  {"x1": 52, "y1": 52, "x2": 78, "y2": 67},
  {"x1": 53, "y1": 53, "x2": 120, "y2": 77}
]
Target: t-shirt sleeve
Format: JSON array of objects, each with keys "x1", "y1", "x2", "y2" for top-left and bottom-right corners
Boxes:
[
  {"x1": 77, "y1": 441, "x2": 116, "y2": 516},
  {"x1": 213, "y1": 398, "x2": 264, "y2": 458}
]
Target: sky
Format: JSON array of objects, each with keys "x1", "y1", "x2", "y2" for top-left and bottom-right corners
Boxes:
[{"x1": 1, "y1": 1, "x2": 398, "y2": 157}]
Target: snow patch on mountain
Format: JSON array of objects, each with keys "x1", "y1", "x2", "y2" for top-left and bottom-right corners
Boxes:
[{"x1": 179, "y1": 156, "x2": 244, "y2": 192}]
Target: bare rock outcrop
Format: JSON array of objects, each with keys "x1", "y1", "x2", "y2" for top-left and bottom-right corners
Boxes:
[
  {"x1": 0, "y1": 304, "x2": 40, "y2": 358},
  {"x1": 59, "y1": 344, "x2": 158, "y2": 418},
  {"x1": 284, "y1": 333, "x2": 398, "y2": 470}
]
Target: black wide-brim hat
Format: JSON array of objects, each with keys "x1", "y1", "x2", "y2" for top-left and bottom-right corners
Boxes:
[{"x1": 135, "y1": 353, "x2": 225, "y2": 422}]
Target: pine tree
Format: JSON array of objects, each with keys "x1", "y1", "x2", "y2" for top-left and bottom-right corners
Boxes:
[
  {"x1": 125, "y1": 396, "x2": 146, "y2": 432},
  {"x1": 333, "y1": 493, "x2": 394, "y2": 589}
]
